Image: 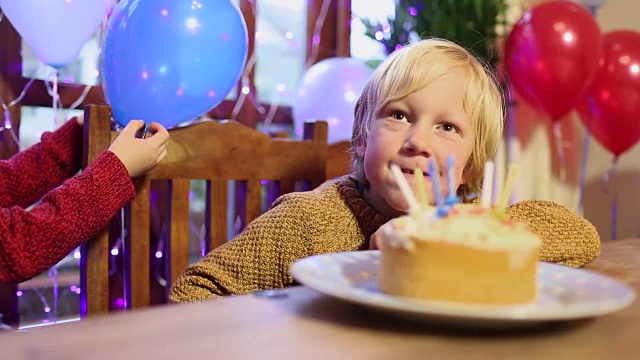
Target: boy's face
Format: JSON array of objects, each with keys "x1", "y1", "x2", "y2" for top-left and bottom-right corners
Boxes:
[{"x1": 356, "y1": 69, "x2": 475, "y2": 216}]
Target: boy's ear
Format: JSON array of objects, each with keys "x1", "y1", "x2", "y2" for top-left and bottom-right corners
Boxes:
[
  {"x1": 355, "y1": 143, "x2": 366, "y2": 158},
  {"x1": 461, "y1": 167, "x2": 469, "y2": 185}
]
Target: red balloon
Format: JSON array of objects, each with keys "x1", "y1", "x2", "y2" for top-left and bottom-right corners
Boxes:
[
  {"x1": 505, "y1": 0, "x2": 602, "y2": 122},
  {"x1": 578, "y1": 31, "x2": 640, "y2": 156}
]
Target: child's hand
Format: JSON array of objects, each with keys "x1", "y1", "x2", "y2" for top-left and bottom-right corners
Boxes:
[
  {"x1": 369, "y1": 219, "x2": 394, "y2": 250},
  {"x1": 369, "y1": 229, "x2": 381, "y2": 250},
  {"x1": 369, "y1": 217, "x2": 410, "y2": 250},
  {"x1": 109, "y1": 120, "x2": 170, "y2": 177},
  {"x1": 75, "y1": 114, "x2": 84, "y2": 126}
]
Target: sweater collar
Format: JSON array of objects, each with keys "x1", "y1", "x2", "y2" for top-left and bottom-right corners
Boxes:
[{"x1": 336, "y1": 176, "x2": 394, "y2": 241}]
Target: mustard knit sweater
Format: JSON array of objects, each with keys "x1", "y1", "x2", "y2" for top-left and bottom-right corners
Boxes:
[{"x1": 169, "y1": 177, "x2": 601, "y2": 303}]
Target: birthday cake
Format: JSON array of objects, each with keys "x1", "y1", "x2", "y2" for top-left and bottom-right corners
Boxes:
[{"x1": 377, "y1": 161, "x2": 542, "y2": 305}]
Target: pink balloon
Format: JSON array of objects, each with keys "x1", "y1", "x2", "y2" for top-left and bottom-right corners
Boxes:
[{"x1": 293, "y1": 58, "x2": 373, "y2": 143}]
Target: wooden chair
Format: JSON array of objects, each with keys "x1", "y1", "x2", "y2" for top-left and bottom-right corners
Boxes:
[
  {"x1": 271, "y1": 133, "x2": 352, "y2": 180},
  {"x1": 326, "y1": 140, "x2": 352, "y2": 179},
  {"x1": 80, "y1": 104, "x2": 328, "y2": 316}
]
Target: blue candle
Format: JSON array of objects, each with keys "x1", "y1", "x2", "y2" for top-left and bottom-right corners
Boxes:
[
  {"x1": 428, "y1": 159, "x2": 444, "y2": 209},
  {"x1": 445, "y1": 154, "x2": 459, "y2": 207}
]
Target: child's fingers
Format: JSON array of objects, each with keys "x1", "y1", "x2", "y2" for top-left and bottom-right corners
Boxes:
[
  {"x1": 146, "y1": 122, "x2": 170, "y2": 145},
  {"x1": 74, "y1": 114, "x2": 85, "y2": 126},
  {"x1": 121, "y1": 119, "x2": 145, "y2": 136},
  {"x1": 146, "y1": 122, "x2": 167, "y2": 134}
]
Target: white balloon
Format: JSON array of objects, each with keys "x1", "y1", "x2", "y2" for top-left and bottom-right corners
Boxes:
[
  {"x1": 293, "y1": 57, "x2": 373, "y2": 143},
  {"x1": 0, "y1": 0, "x2": 109, "y2": 68}
]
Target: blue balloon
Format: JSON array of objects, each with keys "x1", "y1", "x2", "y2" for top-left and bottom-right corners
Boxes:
[{"x1": 102, "y1": 0, "x2": 248, "y2": 128}]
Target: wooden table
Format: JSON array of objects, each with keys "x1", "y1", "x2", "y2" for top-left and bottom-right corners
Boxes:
[{"x1": 2, "y1": 239, "x2": 639, "y2": 360}]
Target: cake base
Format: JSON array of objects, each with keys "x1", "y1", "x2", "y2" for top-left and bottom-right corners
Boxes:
[{"x1": 379, "y1": 239, "x2": 538, "y2": 305}]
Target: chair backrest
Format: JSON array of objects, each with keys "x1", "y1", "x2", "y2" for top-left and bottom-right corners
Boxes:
[
  {"x1": 326, "y1": 140, "x2": 352, "y2": 180},
  {"x1": 272, "y1": 133, "x2": 352, "y2": 180},
  {"x1": 80, "y1": 104, "x2": 328, "y2": 316}
]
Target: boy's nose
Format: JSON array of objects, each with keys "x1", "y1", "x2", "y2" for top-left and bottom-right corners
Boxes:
[{"x1": 404, "y1": 126, "x2": 434, "y2": 156}]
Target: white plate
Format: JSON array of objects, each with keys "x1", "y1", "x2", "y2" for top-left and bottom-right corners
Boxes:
[{"x1": 291, "y1": 251, "x2": 636, "y2": 327}]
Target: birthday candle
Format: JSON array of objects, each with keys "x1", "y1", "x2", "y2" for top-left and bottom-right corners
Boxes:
[
  {"x1": 428, "y1": 159, "x2": 443, "y2": 208},
  {"x1": 496, "y1": 164, "x2": 520, "y2": 210},
  {"x1": 447, "y1": 154, "x2": 455, "y2": 199},
  {"x1": 389, "y1": 163, "x2": 420, "y2": 213},
  {"x1": 414, "y1": 167, "x2": 429, "y2": 206},
  {"x1": 481, "y1": 161, "x2": 494, "y2": 208}
]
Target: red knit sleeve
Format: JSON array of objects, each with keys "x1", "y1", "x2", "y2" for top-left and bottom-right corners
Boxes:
[
  {"x1": 0, "y1": 151, "x2": 135, "y2": 284},
  {"x1": 0, "y1": 118, "x2": 83, "y2": 208}
]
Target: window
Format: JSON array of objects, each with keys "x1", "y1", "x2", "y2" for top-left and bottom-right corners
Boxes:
[
  {"x1": 255, "y1": 0, "x2": 307, "y2": 107},
  {"x1": 350, "y1": 0, "x2": 395, "y2": 61}
]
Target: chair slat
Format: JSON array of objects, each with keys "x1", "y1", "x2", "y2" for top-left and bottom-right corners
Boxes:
[
  {"x1": 80, "y1": 104, "x2": 113, "y2": 317},
  {"x1": 208, "y1": 180, "x2": 228, "y2": 251},
  {"x1": 128, "y1": 179, "x2": 150, "y2": 309},
  {"x1": 168, "y1": 179, "x2": 191, "y2": 290},
  {"x1": 279, "y1": 180, "x2": 294, "y2": 196},
  {"x1": 80, "y1": 231, "x2": 109, "y2": 315},
  {"x1": 245, "y1": 179, "x2": 262, "y2": 224}
]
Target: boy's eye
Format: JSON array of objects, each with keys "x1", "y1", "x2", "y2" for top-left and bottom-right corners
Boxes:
[
  {"x1": 389, "y1": 111, "x2": 406, "y2": 121},
  {"x1": 439, "y1": 122, "x2": 458, "y2": 133}
]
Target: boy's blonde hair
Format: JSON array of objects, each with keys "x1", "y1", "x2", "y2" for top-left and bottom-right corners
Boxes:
[{"x1": 351, "y1": 38, "x2": 504, "y2": 199}]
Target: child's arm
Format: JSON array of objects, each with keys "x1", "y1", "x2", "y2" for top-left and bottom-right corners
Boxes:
[
  {"x1": 0, "y1": 118, "x2": 83, "y2": 208},
  {"x1": 169, "y1": 195, "x2": 315, "y2": 303},
  {"x1": 0, "y1": 151, "x2": 135, "y2": 284},
  {"x1": 506, "y1": 200, "x2": 601, "y2": 267},
  {"x1": 0, "y1": 120, "x2": 169, "y2": 284}
]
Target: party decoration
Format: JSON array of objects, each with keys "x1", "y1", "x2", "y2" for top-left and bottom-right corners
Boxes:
[
  {"x1": 0, "y1": 0, "x2": 108, "y2": 68},
  {"x1": 293, "y1": 57, "x2": 373, "y2": 143},
  {"x1": 102, "y1": 0, "x2": 248, "y2": 128},
  {"x1": 578, "y1": 31, "x2": 640, "y2": 156},
  {"x1": 505, "y1": 0, "x2": 602, "y2": 122}
]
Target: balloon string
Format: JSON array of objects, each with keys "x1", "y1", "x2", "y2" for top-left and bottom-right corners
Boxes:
[
  {"x1": 230, "y1": 56, "x2": 259, "y2": 121},
  {"x1": 230, "y1": 0, "x2": 263, "y2": 122},
  {"x1": 608, "y1": 155, "x2": 618, "y2": 240},
  {"x1": 52, "y1": 72, "x2": 59, "y2": 125},
  {"x1": 262, "y1": 96, "x2": 281, "y2": 134},
  {"x1": 1, "y1": 109, "x2": 20, "y2": 149},
  {"x1": 577, "y1": 96, "x2": 594, "y2": 215},
  {"x1": 44, "y1": 69, "x2": 62, "y2": 127},
  {"x1": 304, "y1": 0, "x2": 332, "y2": 69},
  {"x1": 600, "y1": 156, "x2": 619, "y2": 240},
  {"x1": 69, "y1": 86, "x2": 93, "y2": 110},
  {"x1": 0, "y1": 77, "x2": 36, "y2": 110},
  {"x1": 553, "y1": 122, "x2": 567, "y2": 186},
  {"x1": 29, "y1": 281, "x2": 51, "y2": 323},
  {"x1": 0, "y1": 77, "x2": 35, "y2": 149},
  {"x1": 505, "y1": 86, "x2": 519, "y2": 204}
]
